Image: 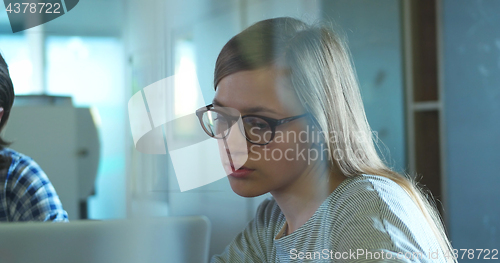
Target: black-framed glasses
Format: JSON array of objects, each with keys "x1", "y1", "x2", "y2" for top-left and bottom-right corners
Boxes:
[{"x1": 196, "y1": 104, "x2": 310, "y2": 145}]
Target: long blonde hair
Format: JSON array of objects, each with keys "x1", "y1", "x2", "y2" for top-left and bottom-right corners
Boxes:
[{"x1": 215, "y1": 17, "x2": 456, "y2": 262}]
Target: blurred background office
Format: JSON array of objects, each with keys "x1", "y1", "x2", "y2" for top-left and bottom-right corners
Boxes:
[{"x1": 0, "y1": 0, "x2": 498, "y2": 261}]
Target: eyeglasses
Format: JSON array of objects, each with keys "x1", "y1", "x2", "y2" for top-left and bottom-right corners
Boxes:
[{"x1": 196, "y1": 104, "x2": 310, "y2": 145}]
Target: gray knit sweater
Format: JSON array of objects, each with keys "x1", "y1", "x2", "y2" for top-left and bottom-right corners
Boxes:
[{"x1": 211, "y1": 174, "x2": 448, "y2": 262}]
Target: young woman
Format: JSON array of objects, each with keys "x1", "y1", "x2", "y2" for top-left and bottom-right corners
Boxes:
[{"x1": 198, "y1": 17, "x2": 456, "y2": 262}]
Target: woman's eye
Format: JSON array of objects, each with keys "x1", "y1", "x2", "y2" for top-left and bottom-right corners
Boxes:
[
  {"x1": 247, "y1": 120, "x2": 268, "y2": 130},
  {"x1": 254, "y1": 123, "x2": 267, "y2": 129}
]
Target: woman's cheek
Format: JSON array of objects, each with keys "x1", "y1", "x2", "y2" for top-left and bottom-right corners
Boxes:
[
  {"x1": 248, "y1": 145, "x2": 262, "y2": 162},
  {"x1": 270, "y1": 142, "x2": 310, "y2": 173}
]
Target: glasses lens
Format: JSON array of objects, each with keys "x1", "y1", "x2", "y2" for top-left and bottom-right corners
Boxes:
[
  {"x1": 243, "y1": 117, "x2": 272, "y2": 144},
  {"x1": 202, "y1": 111, "x2": 229, "y2": 138}
]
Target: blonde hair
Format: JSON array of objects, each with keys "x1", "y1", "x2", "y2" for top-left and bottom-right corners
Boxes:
[{"x1": 215, "y1": 17, "x2": 456, "y2": 262}]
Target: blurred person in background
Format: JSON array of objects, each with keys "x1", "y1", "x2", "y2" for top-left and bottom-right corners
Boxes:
[{"x1": 0, "y1": 52, "x2": 68, "y2": 222}]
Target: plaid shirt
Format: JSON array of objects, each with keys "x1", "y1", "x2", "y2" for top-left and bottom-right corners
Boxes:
[{"x1": 0, "y1": 147, "x2": 68, "y2": 222}]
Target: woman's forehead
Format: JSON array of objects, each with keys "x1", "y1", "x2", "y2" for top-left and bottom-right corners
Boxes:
[{"x1": 214, "y1": 69, "x2": 302, "y2": 116}]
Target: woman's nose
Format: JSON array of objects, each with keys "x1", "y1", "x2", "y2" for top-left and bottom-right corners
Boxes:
[
  {"x1": 225, "y1": 117, "x2": 248, "y2": 155},
  {"x1": 220, "y1": 117, "x2": 248, "y2": 171}
]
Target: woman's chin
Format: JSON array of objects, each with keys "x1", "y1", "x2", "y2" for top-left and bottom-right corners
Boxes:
[{"x1": 228, "y1": 178, "x2": 267, "y2": 198}]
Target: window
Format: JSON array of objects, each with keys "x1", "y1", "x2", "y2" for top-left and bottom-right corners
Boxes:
[
  {"x1": 0, "y1": 34, "x2": 36, "y2": 94},
  {"x1": 46, "y1": 36, "x2": 126, "y2": 219}
]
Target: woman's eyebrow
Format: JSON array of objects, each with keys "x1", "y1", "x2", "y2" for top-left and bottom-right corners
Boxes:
[
  {"x1": 244, "y1": 106, "x2": 279, "y2": 115},
  {"x1": 212, "y1": 99, "x2": 279, "y2": 115}
]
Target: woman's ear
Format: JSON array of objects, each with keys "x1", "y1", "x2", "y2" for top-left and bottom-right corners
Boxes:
[{"x1": 0, "y1": 107, "x2": 4, "y2": 123}]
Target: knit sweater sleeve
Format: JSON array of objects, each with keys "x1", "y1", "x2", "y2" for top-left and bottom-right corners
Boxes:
[{"x1": 210, "y1": 197, "x2": 278, "y2": 263}]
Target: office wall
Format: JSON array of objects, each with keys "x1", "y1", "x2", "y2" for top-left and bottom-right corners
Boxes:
[
  {"x1": 322, "y1": 0, "x2": 406, "y2": 173},
  {"x1": 442, "y1": 0, "x2": 500, "y2": 251}
]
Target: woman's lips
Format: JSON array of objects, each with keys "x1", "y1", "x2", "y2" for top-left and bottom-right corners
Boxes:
[{"x1": 229, "y1": 166, "x2": 255, "y2": 178}]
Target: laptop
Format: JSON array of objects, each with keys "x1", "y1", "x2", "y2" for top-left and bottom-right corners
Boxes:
[{"x1": 0, "y1": 216, "x2": 210, "y2": 263}]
